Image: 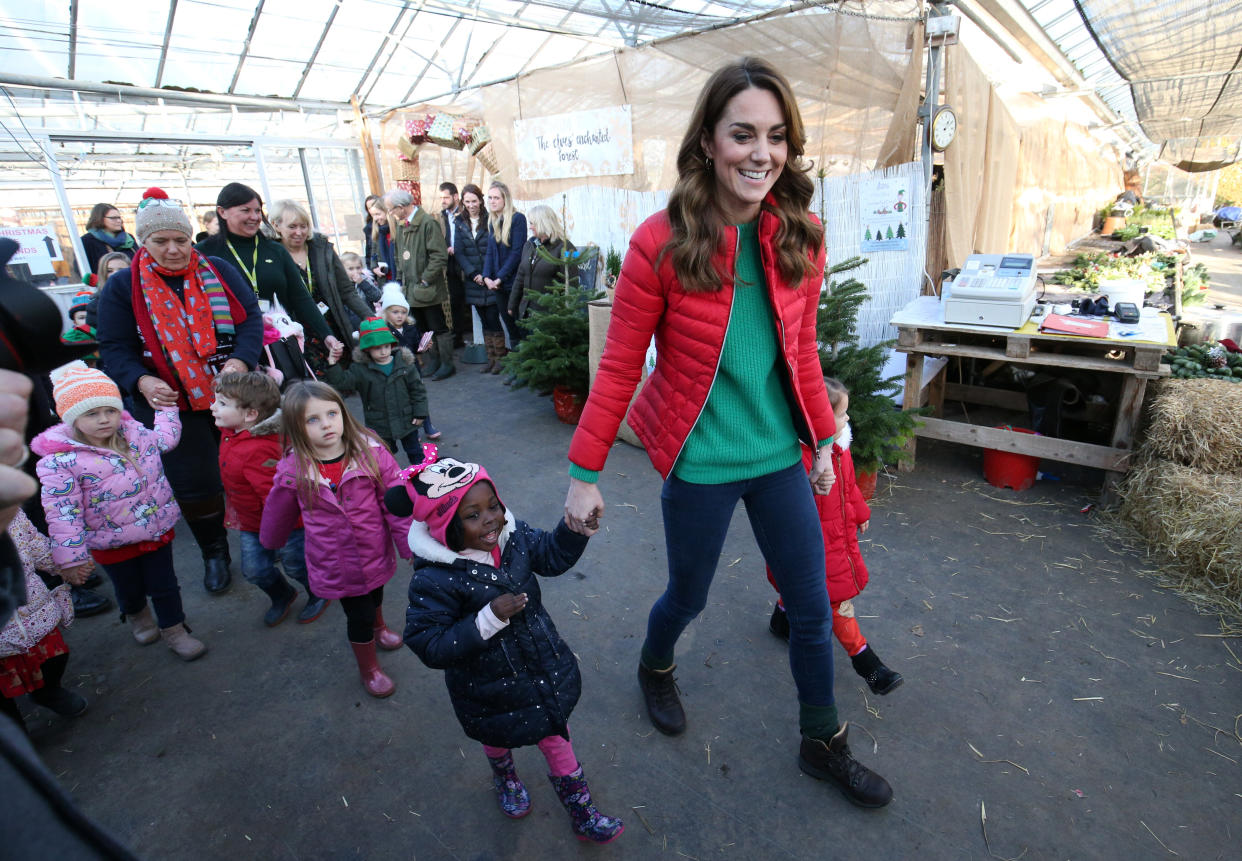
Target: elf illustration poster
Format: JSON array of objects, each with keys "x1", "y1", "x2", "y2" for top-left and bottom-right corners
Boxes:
[{"x1": 858, "y1": 177, "x2": 910, "y2": 252}]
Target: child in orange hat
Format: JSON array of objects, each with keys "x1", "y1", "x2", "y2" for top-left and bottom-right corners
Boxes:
[{"x1": 31, "y1": 362, "x2": 206, "y2": 661}]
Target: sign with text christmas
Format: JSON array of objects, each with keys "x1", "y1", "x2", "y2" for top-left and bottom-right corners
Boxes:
[
  {"x1": 515, "y1": 106, "x2": 634, "y2": 181},
  {"x1": 0, "y1": 224, "x2": 60, "y2": 274},
  {"x1": 857, "y1": 176, "x2": 910, "y2": 252}
]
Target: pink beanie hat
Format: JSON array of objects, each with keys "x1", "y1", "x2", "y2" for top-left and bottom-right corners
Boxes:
[{"x1": 398, "y1": 445, "x2": 503, "y2": 546}]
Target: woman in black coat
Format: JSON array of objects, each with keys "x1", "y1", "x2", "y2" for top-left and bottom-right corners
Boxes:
[
  {"x1": 269, "y1": 199, "x2": 372, "y2": 345},
  {"x1": 363, "y1": 194, "x2": 396, "y2": 283},
  {"x1": 79, "y1": 203, "x2": 137, "y2": 275},
  {"x1": 196, "y1": 182, "x2": 343, "y2": 363},
  {"x1": 509, "y1": 204, "x2": 579, "y2": 322},
  {"x1": 454, "y1": 185, "x2": 500, "y2": 371},
  {"x1": 96, "y1": 189, "x2": 264, "y2": 596}
]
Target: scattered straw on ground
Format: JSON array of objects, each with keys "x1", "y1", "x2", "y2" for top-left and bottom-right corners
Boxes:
[
  {"x1": 1143, "y1": 379, "x2": 1242, "y2": 474},
  {"x1": 1116, "y1": 456, "x2": 1242, "y2": 625}
]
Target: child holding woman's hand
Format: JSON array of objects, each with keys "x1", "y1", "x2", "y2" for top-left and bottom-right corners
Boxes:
[{"x1": 387, "y1": 449, "x2": 623, "y2": 844}]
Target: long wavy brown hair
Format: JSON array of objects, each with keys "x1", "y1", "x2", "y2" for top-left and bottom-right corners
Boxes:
[
  {"x1": 666, "y1": 57, "x2": 822, "y2": 293},
  {"x1": 280, "y1": 381, "x2": 383, "y2": 509}
]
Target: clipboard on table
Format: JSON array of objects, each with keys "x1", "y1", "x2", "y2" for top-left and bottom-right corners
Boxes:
[{"x1": 1039, "y1": 314, "x2": 1109, "y2": 338}]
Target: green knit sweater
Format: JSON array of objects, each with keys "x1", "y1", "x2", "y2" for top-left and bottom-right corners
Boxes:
[{"x1": 672, "y1": 221, "x2": 802, "y2": 483}]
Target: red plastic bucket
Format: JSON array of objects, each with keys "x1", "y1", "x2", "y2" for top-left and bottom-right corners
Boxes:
[{"x1": 982, "y1": 426, "x2": 1040, "y2": 491}]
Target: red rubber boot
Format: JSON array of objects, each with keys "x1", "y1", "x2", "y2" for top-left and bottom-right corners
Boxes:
[
  {"x1": 373, "y1": 608, "x2": 404, "y2": 651},
  {"x1": 349, "y1": 640, "x2": 395, "y2": 698}
]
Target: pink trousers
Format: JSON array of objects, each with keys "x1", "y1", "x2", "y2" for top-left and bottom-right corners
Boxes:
[{"x1": 483, "y1": 729, "x2": 577, "y2": 776}]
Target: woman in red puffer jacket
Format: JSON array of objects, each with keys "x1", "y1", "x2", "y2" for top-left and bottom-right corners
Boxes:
[{"x1": 563, "y1": 58, "x2": 891, "y2": 809}]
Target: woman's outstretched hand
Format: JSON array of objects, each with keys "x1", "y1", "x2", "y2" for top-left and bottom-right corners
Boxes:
[
  {"x1": 808, "y1": 445, "x2": 837, "y2": 495},
  {"x1": 564, "y1": 477, "x2": 604, "y2": 536}
]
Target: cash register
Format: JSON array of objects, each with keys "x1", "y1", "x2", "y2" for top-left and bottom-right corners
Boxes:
[{"x1": 944, "y1": 253, "x2": 1038, "y2": 328}]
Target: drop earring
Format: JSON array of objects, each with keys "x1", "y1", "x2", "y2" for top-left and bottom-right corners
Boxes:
[{"x1": 704, "y1": 154, "x2": 713, "y2": 169}]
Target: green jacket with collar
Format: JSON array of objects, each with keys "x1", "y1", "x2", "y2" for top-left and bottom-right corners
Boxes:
[
  {"x1": 323, "y1": 346, "x2": 429, "y2": 441},
  {"x1": 391, "y1": 208, "x2": 448, "y2": 308}
]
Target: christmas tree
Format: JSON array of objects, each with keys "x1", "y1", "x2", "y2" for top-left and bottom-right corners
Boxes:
[
  {"x1": 817, "y1": 256, "x2": 922, "y2": 473},
  {"x1": 502, "y1": 244, "x2": 602, "y2": 398}
]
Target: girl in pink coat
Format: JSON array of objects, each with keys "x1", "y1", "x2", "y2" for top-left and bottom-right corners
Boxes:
[
  {"x1": 32, "y1": 362, "x2": 206, "y2": 661},
  {"x1": 766, "y1": 378, "x2": 902, "y2": 695},
  {"x1": 260, "y1": 381, "x2": 412, "y2": 698}
]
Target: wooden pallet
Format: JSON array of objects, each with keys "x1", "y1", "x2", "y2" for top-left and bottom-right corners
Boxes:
[{"x1": 895, "y1": 324, "x2": 1167, "y2": 374}]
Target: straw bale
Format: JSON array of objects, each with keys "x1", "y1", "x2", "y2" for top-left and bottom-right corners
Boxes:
[
  {"x1": 1143, "y1": 378, "x2": 1242, "y2": 474},
  {"x1": 1119, "y1": 456, "x2": 1242, "y2": 615}
]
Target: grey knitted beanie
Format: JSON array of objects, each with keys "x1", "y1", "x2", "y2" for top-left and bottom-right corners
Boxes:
[{"x1": 134, "y1": 187, "x2": 194, "y2": 244}]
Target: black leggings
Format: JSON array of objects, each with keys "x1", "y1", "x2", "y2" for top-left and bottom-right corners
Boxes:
[
  {"x1": 0, "y1": 652, "x2": 69, "y2": 729},
  {"x1": 340, "y1": 586, "x2": 384, "y2": 643}
]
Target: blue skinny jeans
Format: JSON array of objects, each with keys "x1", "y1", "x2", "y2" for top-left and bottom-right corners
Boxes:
[
  {"x1": 645, "y1": 461, "x2": 836, "y2": 708},
  {"x1": 239, "y1": 529, "x2": 309, "y2": 594}
]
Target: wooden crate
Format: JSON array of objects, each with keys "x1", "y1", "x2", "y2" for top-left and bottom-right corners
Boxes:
[{"x1": 896, "y1": 324, "x2": 1167, "y2": 374}]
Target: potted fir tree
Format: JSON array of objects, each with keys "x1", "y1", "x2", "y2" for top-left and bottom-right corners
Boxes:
[
  {"x1": 603, "y1": 247, "x2": 623, "y2": 300},
  {"x1": 818, "y1": 256, "x2": 922, "y2": 498},
  {"x1": 503, "y1": 245, "x2": 602, "y2": 424}
]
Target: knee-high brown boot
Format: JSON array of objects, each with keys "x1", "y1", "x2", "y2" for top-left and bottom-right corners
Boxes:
[
  {"x1": 480, "y1": 332, "x2": 498, "y2": 373},
  {"x1": 491, "y1": 334, "x2": 508, "y2": 375}
]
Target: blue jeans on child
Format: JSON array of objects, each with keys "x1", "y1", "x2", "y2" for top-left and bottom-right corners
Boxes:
[
  {"x1": 239, "y1": 529, "x2": 309, "y2": 593},
  {"x1": 100, "y1": 542, "x2": 184, "y2": 629},
  {"x1": 645, "y1": 461, "x2": 836, "y2": 708}
]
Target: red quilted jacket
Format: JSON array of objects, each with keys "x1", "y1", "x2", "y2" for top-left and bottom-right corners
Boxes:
[
  {"x1": 219, "y1": 411, "x2": 286, "y2": 533},
  {"x1": 766, "y1": 439, "x2": 871, "y2": 602},
  {"x1": 569, "y1": 203, "x2": 835, "y2": 479}
]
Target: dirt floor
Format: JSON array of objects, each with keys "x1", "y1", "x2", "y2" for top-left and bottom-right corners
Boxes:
[{"x1": 14, "y1": 358, "x2": 1240, "y2": 860}]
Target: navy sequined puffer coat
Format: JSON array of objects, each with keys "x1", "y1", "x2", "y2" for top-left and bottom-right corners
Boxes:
[{"x1": 404, "y1": 510, "x2": 587, "y2": 748}]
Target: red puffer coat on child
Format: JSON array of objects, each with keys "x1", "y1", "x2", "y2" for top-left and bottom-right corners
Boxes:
[
  {"x1": 218, "y1": 410, "x2": 285, "y2": 532},
  {"x1": 766, "y1": 424, "x2": 870, "y2": 602}
]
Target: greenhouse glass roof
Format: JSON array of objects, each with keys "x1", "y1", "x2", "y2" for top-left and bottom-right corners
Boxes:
[{"x1": 0, "y1": 0, "x2": 792, "y2": 112}]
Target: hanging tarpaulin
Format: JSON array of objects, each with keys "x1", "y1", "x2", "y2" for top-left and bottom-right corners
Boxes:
[
  {"x1": 514, "y1": 106, "x2": 634, "y2": 181},
  {"x1": 1072, "y1": 0, "x2": 1242, "y2": 170}
]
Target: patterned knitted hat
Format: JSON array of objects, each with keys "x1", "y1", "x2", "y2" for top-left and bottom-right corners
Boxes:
[
  {"x1": 398, "y1": 446, "x2": 504, "y2": 546},
  {"x1": 358, "y1": 317, "x2": 398, "y2": 351},
  {"x1": 67, "y1": 291, "x2": 93, "y2": 319},
  {"x1": 134, "y1": 187, "x2": 193, "y2": 244},
  {"x1": 379, "y1": 284, "x2": 408, "y2": 312},
  {"x1": 50, "y1": 361, "x2": 123, "y2": 425}
]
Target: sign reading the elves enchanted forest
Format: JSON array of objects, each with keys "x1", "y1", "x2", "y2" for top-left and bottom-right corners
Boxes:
[
  {"x1": 514, "y1": 105, "x2": 634, "y2": 181},
  {"x1": 857, "y1": 177, "x2": 910, "y2": 252}
]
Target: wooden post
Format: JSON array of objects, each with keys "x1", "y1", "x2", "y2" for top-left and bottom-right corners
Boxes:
[
  {"x1": 899, "y1": 353, "x2": 922, "y2": 471},
  {"x1": 352, "y1": 96, "x2": 384, "y2": 197},
  {"x1": 1100, "y1": 374, "x2": 1147, "y2": 505},
  {"x1": 1173, "y1": 254, "x2": 1184, "y2": 322}
]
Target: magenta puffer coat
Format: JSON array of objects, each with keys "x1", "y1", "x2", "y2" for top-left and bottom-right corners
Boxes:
[
  {"x1": 32, "y1": 410, "x2": 182, "y2": 569},
  {"x1": 259, "y1": 442, "x2": 412, "y2": 599}
]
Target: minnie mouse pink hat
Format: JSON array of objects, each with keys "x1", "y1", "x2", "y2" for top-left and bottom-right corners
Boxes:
[{"x1": 397, "y1": 445, "x2": 504, "y2": 545}]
